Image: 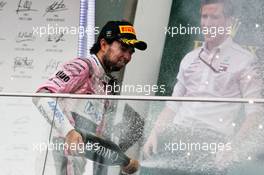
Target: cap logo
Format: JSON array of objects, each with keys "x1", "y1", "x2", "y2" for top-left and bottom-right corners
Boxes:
[
  {"x1": 119, "y1": 25, "x2": 136, "y2": 35},
  {"x1": 106, "y1": 31, "x2": 112, "y2": 37},
  {"x1": 120, "y1": 38, "x2": 138, "y2": 45}
]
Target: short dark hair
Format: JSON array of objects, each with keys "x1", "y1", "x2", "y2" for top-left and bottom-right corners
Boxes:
[
  {"x1": 90, "y1": 38, "x2": 115, "y2": 55},
  {"x1": 200, "y1": 0, "x2": 234, "y2": 17}
]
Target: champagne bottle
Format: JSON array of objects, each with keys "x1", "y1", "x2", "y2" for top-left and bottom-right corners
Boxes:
[{"x1": 75, "y1": 128, "x2": 136, "y2": 168}]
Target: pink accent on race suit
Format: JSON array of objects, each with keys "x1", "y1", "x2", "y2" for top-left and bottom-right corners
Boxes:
[
  {"x1": 37, "y1": 57, "x2": 109, "y2": 175},
  {"x1": 37, "y1": 58, "x2": 101, "y2": 94}
]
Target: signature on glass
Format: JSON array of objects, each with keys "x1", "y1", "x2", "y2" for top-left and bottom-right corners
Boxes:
[
  {"x1": 44, "y1": 59, "x2": 61, "y2": 73},
  {"x1": 13, "y1": 57, "x2": 34, "y2": 71},
  {"x1": 15, "y1": 31, "x2": 36, "y2": 43},
  {"x1": 43, "y1": 0, "x2": 67, "y2": 16},
  {"x1": 46, "y1": 33, "x2": 65, "y2": 43},
  {"x1": 16, "y1": 0, "x2": 37, "y2": 14},
  {"x1": 0, "y1": 1, "x2": 7, "y2": 9}
]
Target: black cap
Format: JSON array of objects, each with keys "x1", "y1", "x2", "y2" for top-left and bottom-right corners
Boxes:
[{"x1": 98, "y1": 21, "x2": 147, "y2": 51}]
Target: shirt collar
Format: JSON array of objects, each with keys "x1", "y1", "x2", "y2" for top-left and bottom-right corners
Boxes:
[
  {"x1": 91, "y1": 54, "x2": 112, "y2": 84},
  {"x1": 91, "y1": 54, "x2": 105, "y2": 73},
  {"x1": 202, "y1": 37, "x2": 233, "y2": 53}
]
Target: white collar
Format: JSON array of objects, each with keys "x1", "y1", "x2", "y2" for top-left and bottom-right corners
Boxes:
[
  {"x1": 91, "y1": 54, "x2": 105, "y2": 73},
  {"x1": 90, "y1": 54, "x2": 112, "y2": 83},
  {"x1": 202, "y1": 37, "x2": 233, "y2": 53}
]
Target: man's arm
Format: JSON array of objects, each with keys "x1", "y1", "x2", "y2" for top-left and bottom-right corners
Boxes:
[
  {"x1": 33, "y1": 58, "x2": 92, "y2": 151},
  {"x1": 152, "y1": 57, "x2": 187, "y2": 134},
  {"x1": 32, "y1": 89, "x2": 75, "y2": 137},
  {"x1": 33, "y1": 90, "x2": 84, "y2": 154},
  {"x1": 220, "y1": 58, "x2": 264, "y2": 164},
  {"x1": 236, "y1": 58, "x2": 263, "y2": 142},
  {"x1": 143, "y1": 81, "x2": 186, "y2": 157},
  {"x1": 152, "y1": 81, "x2": 186, "y2": 135},
  {"x1": 143, "y1": 55, "x2": 187, "y2": 157}
]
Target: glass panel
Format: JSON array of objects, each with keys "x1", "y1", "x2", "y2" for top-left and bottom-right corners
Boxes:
[
  {"x1": 0, "y1": 96, "x2": 263, "y2": 175},
  {"x1": 0, "y1": 97, "x2": 51, "y2": 175},
  {"x1": 141, "y1": 101, "x2": 264, "y2": 175}
]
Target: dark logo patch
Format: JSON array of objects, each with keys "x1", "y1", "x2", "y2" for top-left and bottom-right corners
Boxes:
[{"x1": 56, "y1": 70, "x2": 70, "y2": 82}]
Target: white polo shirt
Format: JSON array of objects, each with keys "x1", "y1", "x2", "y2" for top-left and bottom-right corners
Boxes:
[{"x1": 167, "y1": 37, "x2": 262, "y2": 136}]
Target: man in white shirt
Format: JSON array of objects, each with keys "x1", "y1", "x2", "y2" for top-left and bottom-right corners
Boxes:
[{"x1": 143, "y1": 0, "x2": 263, "y2": 173}]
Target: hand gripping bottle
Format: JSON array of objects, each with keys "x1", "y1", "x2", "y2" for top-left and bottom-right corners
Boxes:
[{"x1": 76, "y1": 128, "x2": 139, "y2": 174}]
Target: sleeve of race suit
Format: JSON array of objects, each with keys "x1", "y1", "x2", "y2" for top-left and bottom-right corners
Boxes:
[
  {"x1": 33, "y1": 58, "x2": 91, "y2": 137},
  {"x1": 37, "y1": 58, "x2": 91, "y2": 93},
  {"x1": 33, "y1": 96, "x2": 74, "y2": 137}
]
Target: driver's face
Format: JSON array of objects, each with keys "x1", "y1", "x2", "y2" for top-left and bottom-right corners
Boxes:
[{"x1": 103, "y1": 41, "x2": 134, "y2": 72}]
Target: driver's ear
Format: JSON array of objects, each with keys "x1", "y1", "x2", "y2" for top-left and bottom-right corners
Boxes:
[{"x1": 100, "y1": 39, "x2": 109, "y2": 54}]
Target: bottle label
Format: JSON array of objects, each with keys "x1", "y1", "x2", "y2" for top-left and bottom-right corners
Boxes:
[{"x1": 91, "y1": 144, "x2": 120, "y2": 163}]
